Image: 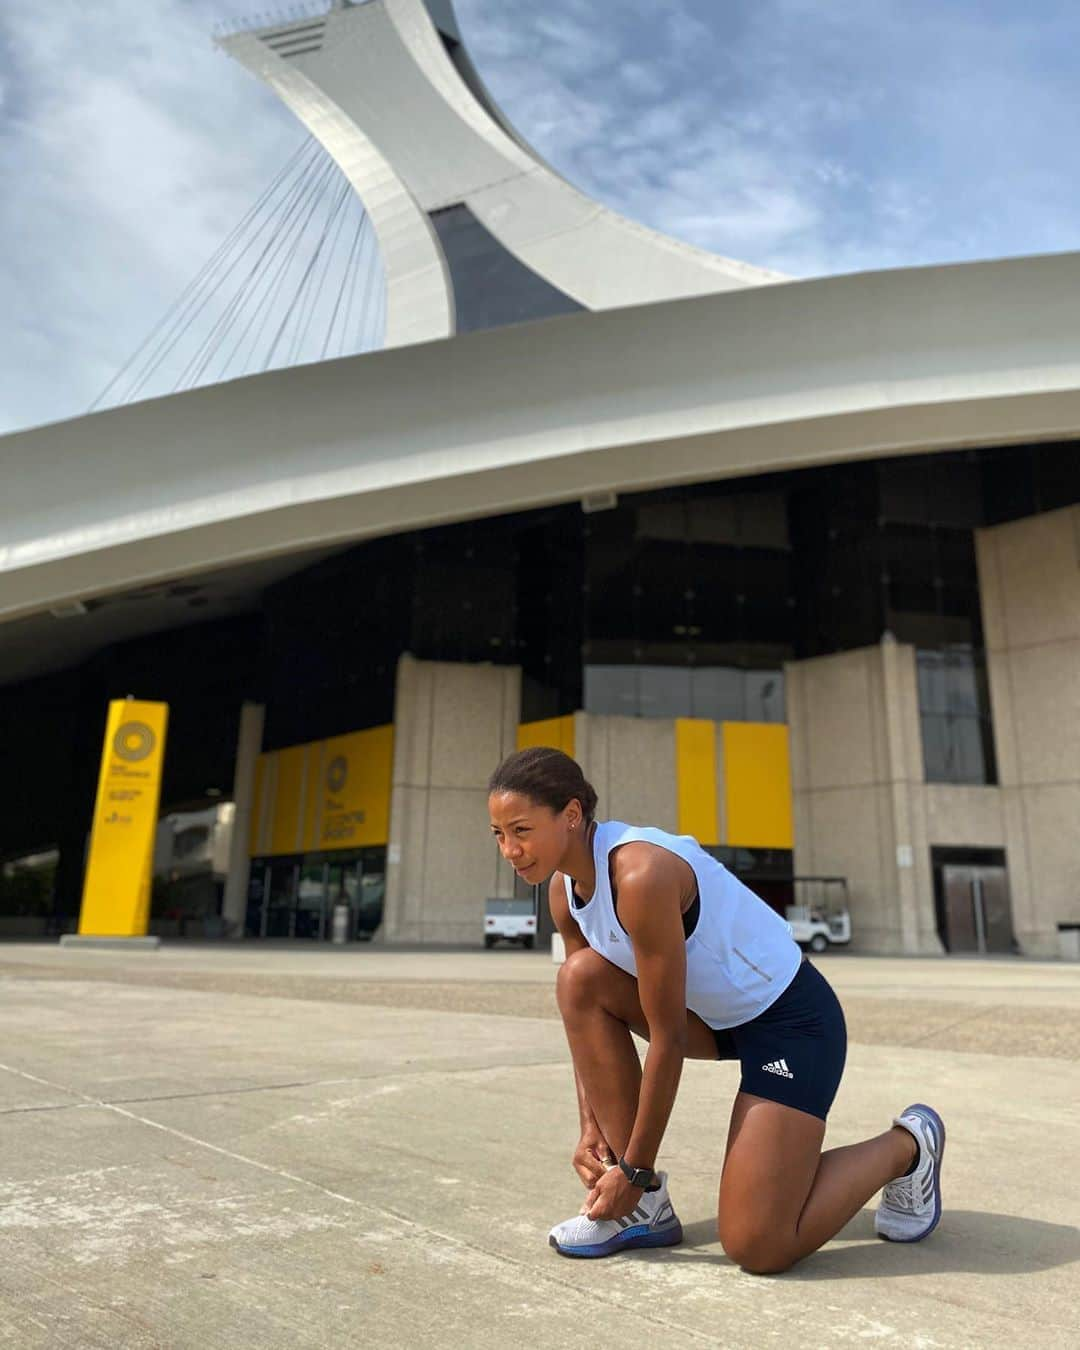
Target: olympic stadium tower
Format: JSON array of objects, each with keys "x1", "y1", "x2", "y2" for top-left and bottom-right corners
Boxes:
[{"x1": 2, "y1": 0, "x2": 1079, "y2": 961}]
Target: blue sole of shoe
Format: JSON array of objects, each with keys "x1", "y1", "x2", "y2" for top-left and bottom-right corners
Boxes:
[
  {"x1": 881, "y1": 1102, "x2": 945, "y2": 1243},
  {"x1": 550, "y1": 1221, "x2": 683, "y2": 1258}
]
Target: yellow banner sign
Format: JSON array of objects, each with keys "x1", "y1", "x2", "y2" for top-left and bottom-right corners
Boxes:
[
  {"x1": 314, "y1": 727, "x2": 393, "y2": 850},
  {"x1": 78, "y1": 699, "x2": 169, "y2": 937},
  {"x1": 249, "y1": 724, "x2": 393, "y2": 857}
]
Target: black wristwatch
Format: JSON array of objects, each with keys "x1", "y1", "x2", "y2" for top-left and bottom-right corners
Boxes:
[{"x1": 618, "y1": 1156, "x2": 659, "y2": 1190}]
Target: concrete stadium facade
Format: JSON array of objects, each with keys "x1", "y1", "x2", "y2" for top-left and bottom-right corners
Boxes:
[{"x1": 1, "y1": 0, "x2": 1078, "y2": 959}]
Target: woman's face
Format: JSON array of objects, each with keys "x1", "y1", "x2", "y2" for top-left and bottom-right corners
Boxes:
[{"x1": 488, "y1": 790, "x2": 581, "y2": 883}]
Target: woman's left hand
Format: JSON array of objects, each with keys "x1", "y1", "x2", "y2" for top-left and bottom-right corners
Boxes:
[{"x1": 583, "y1": 1165, "x2": 643, "y2": 1221}]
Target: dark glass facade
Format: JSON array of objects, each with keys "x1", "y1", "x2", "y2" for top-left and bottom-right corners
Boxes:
[
  {"x1": 261, "y1": 439, "x2": 1080, "y2": 782},
  {"x1": 261, "y1": 536, "x2": 409, "y2": 750},
  {"x1": 580, "y1": 485, "x2": 793, "y2": 722},
  {"x1": 254, "y1": 439, "x2": 1080, "y2": 773},
  {"x1": 0, "y1": 617, "x2": 264, "y2": 925},
  {"x1": 3, "y1": 437, "x2": 1078, "y2": 924},
  {"x1": 917, "y1": 648, "x2": 996, "y2": 786}
]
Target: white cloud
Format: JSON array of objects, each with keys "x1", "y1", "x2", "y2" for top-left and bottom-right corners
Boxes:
[
  {"x1": 464, "y1": 0, "x2": 1080, "y2": 275},
  {"x1": 0, "y1": 0, "x2": 304, "y2": 432}
]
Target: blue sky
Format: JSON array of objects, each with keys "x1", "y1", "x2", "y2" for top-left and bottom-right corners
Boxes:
[{"x1": 2, "y1": 0, "x2": 1079, "y2": 434}]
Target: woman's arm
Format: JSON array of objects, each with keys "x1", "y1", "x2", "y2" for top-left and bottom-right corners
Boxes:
[
  {"x1": 582, "y1": 846, "x2": 689, "y2": 1220},
  {"x1": 613, "y1": 849, "x2": 689, "y2": 1171},
  {"x1": 550, "y1": 872, "x2": 616, "y2": 1183}
]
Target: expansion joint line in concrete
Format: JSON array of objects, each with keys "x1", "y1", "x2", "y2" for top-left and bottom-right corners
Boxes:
[
  {"x1": 0, "y1": 1057, "x2": 572, "y2": 1116},
  {"x1": 0, "y1": 1058, "x2": 726, "y2": 1345},
  {"x1": 0, "y1": 1062, "x2": 362, "y2": 1118}
]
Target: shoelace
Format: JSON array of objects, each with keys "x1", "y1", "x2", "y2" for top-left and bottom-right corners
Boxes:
[{"x1": 881, "y1": 1179, "x2": 915, "y2": 1211}]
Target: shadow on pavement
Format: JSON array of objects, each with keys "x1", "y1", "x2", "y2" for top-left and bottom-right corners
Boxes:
[{"x1": 620, "y1": 1210, "x2": 1080, "y2": 1278}]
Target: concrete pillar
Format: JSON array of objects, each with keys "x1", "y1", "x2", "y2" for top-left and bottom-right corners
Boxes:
[
  {"x1": 879, "y1": 633, "x2": 924, "y2": 953},
  {"x1": 573, "y1": 712, "x2": 678, "y2": 831},
  {"x1": 976, "y1": 504, "x2": 1080, "y2": 955},
  {"x1": 382, "y1": 655, "x2": 520, "y2": 944},
  {"x1": 786, "y1": 641, "x2": 943, "y2": 954},
  {"x1": 222, "y1": 701, "x2": 265, "y2": 938}
]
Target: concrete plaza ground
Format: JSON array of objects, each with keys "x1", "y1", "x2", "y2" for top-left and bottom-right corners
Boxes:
[{"x1": 0, "y1": 943, "x2": 1077, "y2": 1349}]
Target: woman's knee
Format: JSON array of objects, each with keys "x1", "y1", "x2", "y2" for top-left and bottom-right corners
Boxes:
[
  {"x1": 717, "y1": 1220, "x2": 796, "y2": 1275},
  {"x1": 555, "y1": 946, "x2": 610, "y2": 1012}
]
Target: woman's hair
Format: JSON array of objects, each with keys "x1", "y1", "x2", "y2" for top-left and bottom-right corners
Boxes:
[{"x1": 487, "y1": 747, "x2": 598, "y2": 824}]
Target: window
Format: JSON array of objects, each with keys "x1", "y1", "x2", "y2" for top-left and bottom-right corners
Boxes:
[
  {"x1": 582, "y1": 484, "x2": 792, "y2": 721},
  {"x1": 917, "y1": 648, "x2": 997, "y2": 784},
  {"x1": 584, "y1": 664, "x2": 785, "y2": 722}
]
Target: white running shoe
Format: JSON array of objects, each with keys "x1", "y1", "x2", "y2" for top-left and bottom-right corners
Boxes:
[
  {"x1": 548, "y1": 1171, "x2": 683, "y2": 1258},
  {"x1": 875, "y1": 1103, "x2": 946, "y2": 1243}
]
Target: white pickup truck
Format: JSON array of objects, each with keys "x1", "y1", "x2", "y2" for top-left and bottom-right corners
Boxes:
[{"x1": 484, "y1": 898, "x2": 537, "y2": 949}]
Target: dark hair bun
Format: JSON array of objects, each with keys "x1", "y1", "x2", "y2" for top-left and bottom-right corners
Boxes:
[{"x1": 488, "y1": 747, "x2": 598, "y2": 822}]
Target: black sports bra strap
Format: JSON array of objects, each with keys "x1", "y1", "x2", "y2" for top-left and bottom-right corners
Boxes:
[{"x1": 569, "y1": 850, "x2": 700, "y2": 940}]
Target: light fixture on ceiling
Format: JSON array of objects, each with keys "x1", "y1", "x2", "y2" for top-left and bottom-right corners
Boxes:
[{"x1": 581, "y1": 490, "x2": 618, "y2": 514}]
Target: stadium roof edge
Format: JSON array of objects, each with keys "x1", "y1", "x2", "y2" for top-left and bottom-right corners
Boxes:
[{"x1": 4, "y1": 251, "x2": 1080, "y2": 625}]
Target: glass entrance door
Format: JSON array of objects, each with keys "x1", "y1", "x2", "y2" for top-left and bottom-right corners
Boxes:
[
  {"x1": 326, "y1": 858, "x2": 361, "y2": 940},
  {"x1": 297, "y1": 861, "x2": 329, "y2": 940},
  {"x1": 357, "y1": 855, "x2": 385, "y2": 939},
  {"x1": 263, "y1": 859, "x2": 300, "y2": 937},
  {"x1": 246, "y1": 851, "x2": 384, "y2": 940}
]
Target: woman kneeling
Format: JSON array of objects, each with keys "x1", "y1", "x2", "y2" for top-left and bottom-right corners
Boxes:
[{"x1": 488, "y1": 747, "x2": 945, "y2": 1271}]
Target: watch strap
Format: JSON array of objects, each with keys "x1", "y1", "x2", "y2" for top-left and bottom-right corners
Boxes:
[{"x1": 617, "y1": 1156, "x2": 659, "y2": 1190}]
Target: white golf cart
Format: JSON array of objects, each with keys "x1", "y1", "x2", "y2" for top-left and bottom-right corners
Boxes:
[
  {"x1": 786, "y1": 877, "x2": 852, "y2": 954},
  {"x1": 483, "y1": 897, "x2": 537, "y2": 949}
]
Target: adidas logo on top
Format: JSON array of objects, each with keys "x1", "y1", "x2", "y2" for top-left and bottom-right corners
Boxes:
[{"x1": 762, "y1": 1058, "x2": 794, "y2": 1079}]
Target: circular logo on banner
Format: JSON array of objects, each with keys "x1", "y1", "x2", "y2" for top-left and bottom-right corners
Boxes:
[
  {"x1": 113, "y1": 721, "x2": 156, "y2": 762},
  {"x1": 326, "y1": 755, "x2": 348, "y2": 794}
]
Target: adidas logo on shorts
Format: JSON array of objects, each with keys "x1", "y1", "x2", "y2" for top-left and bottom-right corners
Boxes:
[{"x1": 762, "y1": 1058, "x2": 794, "y2": 1079}]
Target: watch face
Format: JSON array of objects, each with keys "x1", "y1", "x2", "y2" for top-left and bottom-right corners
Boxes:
[{"x1": 619, "y1": 1159, "x2": 655, "y2": 1187}]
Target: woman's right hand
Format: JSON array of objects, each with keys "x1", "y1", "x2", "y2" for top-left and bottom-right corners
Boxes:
[{"x1": 573, "y1": 1127, "x2": 616, "y2": 1188}]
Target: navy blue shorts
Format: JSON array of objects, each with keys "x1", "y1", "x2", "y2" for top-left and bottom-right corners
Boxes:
[{"x1": 711, "y1": 960, "x2": 847, "y2": 1121}]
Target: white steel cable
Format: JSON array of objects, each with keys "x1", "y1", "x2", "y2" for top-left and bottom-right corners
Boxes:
[
  {"x1": 95, "y1": 138, "x2": 316, "y2": 408},
  {"x1": 90, "y1": 139, "x2": 386, "y2": 409}
]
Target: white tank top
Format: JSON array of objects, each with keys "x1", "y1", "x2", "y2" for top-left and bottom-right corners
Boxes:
[{"x1": 563, "y1": 820, "x2": 802, "y2": 1030}]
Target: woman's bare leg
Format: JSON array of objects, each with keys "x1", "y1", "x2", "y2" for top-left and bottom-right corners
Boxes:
[
  {"x1": 555, "y1": 947, "x2": 916, "y2": 1271},
  {"x1": 717, "y1": 1093, "x2": 917, "y2": 1273},
  {"x1": 554, "y1": 947, "x2": 717, "y2": 1157}
]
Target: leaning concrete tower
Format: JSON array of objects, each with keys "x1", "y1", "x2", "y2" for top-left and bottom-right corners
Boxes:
[{"x1": 218, "y1": 0, "x2": 783, "y2": 348}]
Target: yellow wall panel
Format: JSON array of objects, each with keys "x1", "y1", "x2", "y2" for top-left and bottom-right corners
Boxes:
[
  {"x1": 302, "y1": 741, "x2": 324, "y2": 852},
  {"x1": 516, "y1": 715, "x2": 575, "y2": 757},
  {"x1": 723, "y1": 722, "x2": 794, "y2": 850},
  {"x1": 267, "y1": 745, "x2": 308, "y2": 856},
  {"x1": 675, "y1": 718, "x2": 719, "y2": 845},
  {"x1": 79, "y1": 699, "x2": 169, "y2": 937},
  {"x1": 249, "y1": 754, "x2": 267, "y2": 855}
]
